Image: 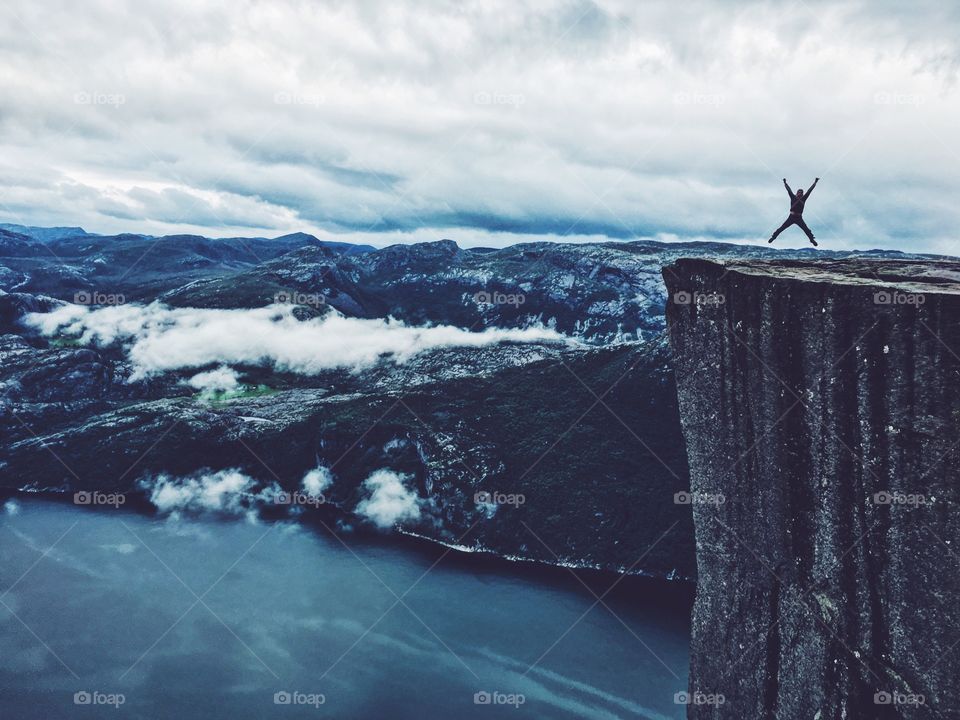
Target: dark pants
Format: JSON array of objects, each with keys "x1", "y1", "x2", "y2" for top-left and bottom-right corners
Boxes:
[{"x1": 770, "y1": 213, "x2": 815, "y2": 242}]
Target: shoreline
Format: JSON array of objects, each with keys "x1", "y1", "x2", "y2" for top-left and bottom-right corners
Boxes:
[{"x1": 2, "y1": 488, "x2": 695, "y2": 604}]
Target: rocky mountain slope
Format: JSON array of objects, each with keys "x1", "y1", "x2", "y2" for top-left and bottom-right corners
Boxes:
[
  {"x1": 162, "y1": 240, "x2": 942, "y2": 344},
  {"x1": 0, "y1": 228, "x2": 953, "y2": 582},
  {"x1": 1, "y1": 228, "x2": 940, "y2": 343},
  {"x1": 665, "y1": 258, "x2": 960, "y2": 718},
  {"x1": 0, "y1": 230, "x2": 707, "y2": 577},
  {"x1": 0, "y1": 319, "x2": 694, "y2": 577}
]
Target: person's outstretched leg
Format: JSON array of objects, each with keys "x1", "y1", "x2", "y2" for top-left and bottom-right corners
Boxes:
[
  {"x1": 768, "y1": 217, "x2": 794, "y2": 243},
  {"x1": 797, "y1": 217, "x2": 817, "y2": 246}
]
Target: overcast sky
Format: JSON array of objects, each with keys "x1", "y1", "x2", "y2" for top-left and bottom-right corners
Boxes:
[{"x1": 1, "y1": 0, "x2": 958, "y2": 252}]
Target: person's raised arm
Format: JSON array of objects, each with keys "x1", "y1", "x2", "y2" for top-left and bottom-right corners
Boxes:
[
  {"x1": 806, "y1": 177, "x2": 819, "y2": 196},
  {"x1": 783, "y1": 178, "x2": 794, "y2": 198}
]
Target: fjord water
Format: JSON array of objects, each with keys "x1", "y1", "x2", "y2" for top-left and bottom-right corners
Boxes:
[{"x1": 0, "y1": 500, "x2": 690, "y2": 719}]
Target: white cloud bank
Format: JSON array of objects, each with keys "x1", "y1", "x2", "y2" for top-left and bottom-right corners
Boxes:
[
  {"x1": 355, "y1": 470, "x2": 422, "y2": 529},
  {"x1": 25, "y1": 302, "x2": 568, "y2": 379}
]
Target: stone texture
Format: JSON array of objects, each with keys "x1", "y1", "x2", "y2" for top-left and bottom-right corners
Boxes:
[{"x1": 664, "y1": 258, "x2": 960, "y2": 719}]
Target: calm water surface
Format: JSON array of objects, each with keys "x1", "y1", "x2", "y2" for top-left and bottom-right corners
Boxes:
[{"x1": 0, "y1": 499, "x2": 690, "y2": 719}]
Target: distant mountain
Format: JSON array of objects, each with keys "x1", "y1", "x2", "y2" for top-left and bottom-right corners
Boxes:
[
  {"x1": 0, "y1": 229, "x2": 374, "y2": 301},
  {"x1": 0, "y1": 228, "x2": 42, "y2": 258},
  {"x1": 1, "y1": 226, "x2": 947, "y2": 332},
  {"x1": 160, "y1": 237, "x2": 953, "y2": 343},
  {"x1": 0, "y1": 223, "x2": 92, "y2": 242},
  {"x1": 271, "y1": 231, "x2": 374, "y2": 255}
]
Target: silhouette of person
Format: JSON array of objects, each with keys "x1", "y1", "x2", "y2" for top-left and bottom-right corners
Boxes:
[{"x1": 769, "y1": 177, "x2": 819, "y2": 246}]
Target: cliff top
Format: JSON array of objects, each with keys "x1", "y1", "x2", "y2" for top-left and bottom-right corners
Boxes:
[{"x1": 669, "y1": 257, "x2": 960, "y2": 295}]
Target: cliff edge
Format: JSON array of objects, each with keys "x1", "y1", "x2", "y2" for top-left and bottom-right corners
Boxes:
[{"x1": 664, "y1": 258, "x2": 960, "y2": 719}]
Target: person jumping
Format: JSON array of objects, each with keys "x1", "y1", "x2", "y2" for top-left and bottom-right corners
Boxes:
[{"x1": 769, "y1": 177, "x2": 819, "y2": 246}]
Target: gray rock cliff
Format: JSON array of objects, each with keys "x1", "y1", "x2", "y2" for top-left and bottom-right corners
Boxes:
[{"x1": 665, "y1": 259, "x2": 960, "y2": 719}]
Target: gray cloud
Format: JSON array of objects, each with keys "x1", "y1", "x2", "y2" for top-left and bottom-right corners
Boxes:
[{"x1": 1, "y1": 0, "x2": 958, "y2": 252}]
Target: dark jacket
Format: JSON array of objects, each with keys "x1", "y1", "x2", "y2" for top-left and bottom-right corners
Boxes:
[{"x1": 784, "y1": 179, "x2": 817, "y2": 214}]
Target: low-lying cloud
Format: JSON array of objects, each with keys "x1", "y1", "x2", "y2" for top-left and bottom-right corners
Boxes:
[
  {"x1": 25, "y1": 302, "x2": 569, "y2": 379},
  {"x1": 302, "y1": 466, "x2": 333, "y2": 497},
  {"x1": 142, "y1": 468, "x2": 274, "y2": 515},
  {"x1": 186, "y1": 365, "x2": 241, "y2": 394},
  {"x1": 355, "y1": 469, "x2": 422, "y2": 529},
  {"x1": 140, "y1": 465, "x2": 422, "y2": 531}
]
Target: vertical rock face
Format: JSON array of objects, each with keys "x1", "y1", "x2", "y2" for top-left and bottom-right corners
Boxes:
[{"x1": 664, "y1": 259, "x2": 960, "y2": 719}]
